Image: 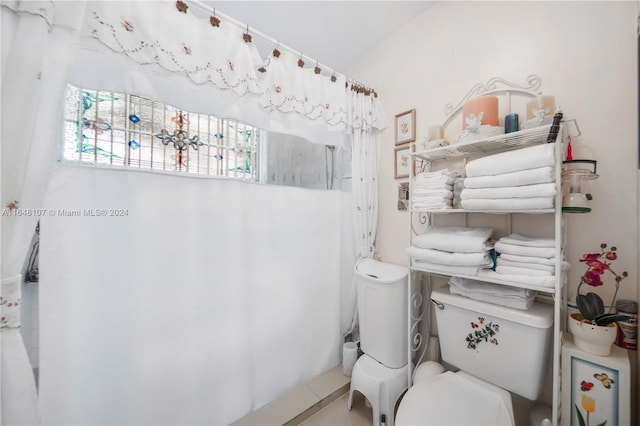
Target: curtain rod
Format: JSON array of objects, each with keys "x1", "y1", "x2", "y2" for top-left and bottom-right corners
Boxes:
[{"x1": 185, "y1": 0, "x2": 377, "y2": 95}]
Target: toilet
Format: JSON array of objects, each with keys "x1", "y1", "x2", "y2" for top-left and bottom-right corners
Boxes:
[
  {"x1": 396, "y1": 286, "x2": 554, "y2": 425},
  {"x1": 347, "y1": 259, "x2": 409, "y2": 426}
]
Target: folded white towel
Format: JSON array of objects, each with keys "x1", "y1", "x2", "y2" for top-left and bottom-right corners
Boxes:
[
  {"x1": 417, "y1": 176, "x2": 455, "y2": 185},
  {"x1": 449, "y1": 285, "x2": 535, "y2": 310},
  {"x1": 413, "y1": 196, "x2": 453, "y2": 209},
  {"x1": 416, "y1": 179, "x2": 455, "y2": 188},
  {"x1": 415, "y1": 184, "x2": 453, "y2": 191},
  {"x1": 494, "y1": 241, "x2": 556, "y2": 258},
  {"x1": 496, "y1": 265, "x2": 553, "y2": 276},
  {"x1": 464, "y1": 166, "x2": 555, "y2": 189},
  {"x1": 499, "y1": 233, "x2": 555, "y2": 248},
  {"x1": 461, "y1": 197, "x2": 554, "y2": 210},
  {"x1": 448, "y1": 277, "x2": 536, "y2": 310},
  {"x1": 415, "y1": 174, "x2": 455, "y2": 186},
  {"x1": 413, "y1": 189, "x2": 454, "y2": 199},
  {"x1": 498, "y1": 254, "x2": 571, "y2": 272},
  {"x1": 499, "y1": 253, "x2": 556, "y2": 266},
  {"x1": 465, "y1": 143, "x2": 555, "y2": 177},
  {"x1": 413, "y1": 203, "x2": 452, "y2": 210},
  {"x1": 413, "y1": 226, "x2": 493, "y2": 253},
  {"x1": 417, "y1": 168, "x2": 451, "y2": 177},
  {"x1": 413, "y1": 203, "x2": 453, "y2": 210},
  {"x1": 450, "y1": 276, "x2": 534, "y2": 299},
  {"x1": 460, "y1": 183, "x2": 556, "y2": 200},
  {"x1": 477, "y1": 269, "x2": 556, "y2": 288},
  {"x1": 411, "y1": 261, "x2": 488, "y2": 276},
  {"x1": 496, "y1": 257, "x2": 555, "y2": 273},
  {"x1": 407, "y1": 246, "x2": 492, "y2": 266}
]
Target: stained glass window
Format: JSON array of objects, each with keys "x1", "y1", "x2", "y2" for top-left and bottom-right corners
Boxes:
[
  {"x1": 63, "y1": 84, "x2": 259, "y2": 180},
  {"x1": 63, "y1": 84, "x2": 344, "y2": 189}
]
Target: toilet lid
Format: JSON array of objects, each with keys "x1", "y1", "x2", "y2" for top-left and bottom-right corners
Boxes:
[{"x1": 396, "y1": 371, "x2": 513, "y2": 426}]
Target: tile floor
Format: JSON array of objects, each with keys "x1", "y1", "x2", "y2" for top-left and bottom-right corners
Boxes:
[
  {"x1": 232, "y1": 366, "x2": 354, "y2": 426},
  {"x1": 232, "y1": 364, "x2": 534, "y2": 425},
  {"x1": 299, "y1": 391, "x2": 373, "y2": 426}
]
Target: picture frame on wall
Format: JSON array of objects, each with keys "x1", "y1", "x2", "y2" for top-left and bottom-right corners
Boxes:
[
  {"x1": 395, "y1": 109, "x2": 416, "y2": 145},
  {"x1": 394, "y1": 145, "x2": 411, "y2": 179}
]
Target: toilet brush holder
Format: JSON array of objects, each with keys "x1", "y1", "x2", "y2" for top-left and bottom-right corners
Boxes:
[{"x1": 342, "y1": 342, "x2": 358, "y2": 377}]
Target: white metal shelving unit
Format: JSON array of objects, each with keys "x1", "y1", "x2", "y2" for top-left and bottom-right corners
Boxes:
[{"x1": 406, "y1": 79, "x2": 568, "y2": 426}]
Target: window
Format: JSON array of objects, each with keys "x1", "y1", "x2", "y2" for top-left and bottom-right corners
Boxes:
[
  {"x1": 63, "y1": 84, "x2": 259, "y2": 180},
  {"x1": 63, "y1": 84, "x2": 345, "y2": 189}
]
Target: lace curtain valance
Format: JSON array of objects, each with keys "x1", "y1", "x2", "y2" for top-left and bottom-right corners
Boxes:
[{"x1": 78, "y1": 1, "x2": 385, "y2": 141}]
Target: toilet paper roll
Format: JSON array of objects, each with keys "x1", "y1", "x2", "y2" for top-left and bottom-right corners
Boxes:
[{"x1": 342, "y1": 342, "x2": 358, "y2": 377}]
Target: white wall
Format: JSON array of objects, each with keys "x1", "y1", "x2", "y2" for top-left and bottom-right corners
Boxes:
[{"x1": 349, "y1": 0, "x2": 638, "y2": 422}]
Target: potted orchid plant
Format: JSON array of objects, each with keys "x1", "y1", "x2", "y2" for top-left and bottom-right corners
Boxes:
[{"x1": 569, "y1": 243, "x2": 630, "y2": 356}]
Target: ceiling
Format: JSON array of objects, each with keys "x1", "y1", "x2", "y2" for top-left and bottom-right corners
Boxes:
[{"x1": 203, "y1": 1, "x2": 437, "y2": 76}]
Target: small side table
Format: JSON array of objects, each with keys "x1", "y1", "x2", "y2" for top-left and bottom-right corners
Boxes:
[{"x1": 562, "y1": 334, "x2": 630, "y2": 426}]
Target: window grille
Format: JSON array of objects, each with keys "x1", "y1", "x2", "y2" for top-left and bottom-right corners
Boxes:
[{"x1": 63, "y1": 84, "x2": 259, "y2": 180}]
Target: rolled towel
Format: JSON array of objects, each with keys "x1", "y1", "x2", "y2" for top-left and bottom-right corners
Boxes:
[
  {"x1": 496, "y1": 265, "x2": 553, "y2": 276},
  {"x1": 461, "y1": 197, "x2": 554, "y2": 210},
  {"x1": 494, "y1": 241, "x2": 556, "y2": 258},
  {"x1": 464, "y1": 166, "x2": 554, "y2": 189},
  {"x1": 465, "y1": 143, "x2": 555, "y2": 177},
  {"x1": 496, "y1": 257, "x2": 555, "y2": 273},
  {"x1": 413, "y1": 226, "x2": 493, "y2": 253},
  {"x1": 407, "y1": 246, "x2": 493, "y2": 266},
  {"x1": 499, "y1": 233, "x2": 555, "y2": 248},
  {"x1": 477, "y1": 269, "x2": 556, "y2": 288},
  {"x1": 460, "y1": 183, "x2": 556, "y2": 200}
]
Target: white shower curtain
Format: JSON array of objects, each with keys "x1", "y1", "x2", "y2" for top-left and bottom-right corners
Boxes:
[
  {"x1": 39, "y1": 165, "x2": 342, "y2": 425},
  {"x1": 1, "y1": 2, "x2": 83, "y2": 424},
  {"x1": 342, "y1": 90, "x2": 384, "y2": 340},
  {"x1": 350, "y1": 91, "x2": 382, "y2": 260}
]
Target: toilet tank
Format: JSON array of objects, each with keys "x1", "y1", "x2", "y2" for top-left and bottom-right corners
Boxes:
[
  {"x1": 355, "y1": 259, "x2": 408, "y2": 369},
  {"x1": 431, "y1": 287, "x2": 553, "y2": 400}
]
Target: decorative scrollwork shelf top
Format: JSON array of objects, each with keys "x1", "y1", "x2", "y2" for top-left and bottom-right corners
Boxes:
[{"x1": 442, "y1": 75, "x2": 542, "y2": 128}]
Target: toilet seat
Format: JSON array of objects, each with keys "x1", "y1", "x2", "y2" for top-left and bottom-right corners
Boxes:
[{"x1": 395, "y1": 371, "x2": 514, "y2": 426}]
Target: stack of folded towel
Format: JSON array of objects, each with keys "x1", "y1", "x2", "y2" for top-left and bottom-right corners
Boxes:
[
  {"x1": 448, "y1": 276, "x2": 536, "y2": 310},
  {"x1": 460, "y1": 144, "x2": 557, "y2": 210},
  {"x1": 407, "y1": 226, "x2": 494, "y2": 275},
  {"x1": 477, "y1": 233, "x2": 560, "y2": 288},
  {"x1": 413, "y1": 169, "x2": 455, "y2": 210}
]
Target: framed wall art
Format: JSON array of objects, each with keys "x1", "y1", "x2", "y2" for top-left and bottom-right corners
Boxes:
[
  {"x1": 395, "y1": 109, "x2": 416, "y2": 145},
  {"x1": 394, "y1": 145, "x2": 411, "y2": 179}
]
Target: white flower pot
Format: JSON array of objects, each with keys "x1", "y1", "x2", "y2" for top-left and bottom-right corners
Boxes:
[{"x1": 568, "y1": 313, "x2": 617, "y2": 356}]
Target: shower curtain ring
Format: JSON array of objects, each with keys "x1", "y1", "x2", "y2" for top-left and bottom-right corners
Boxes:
[
  {"x1": 210, "y1": 8, "x2": 220, "y2": 27},
  {"x1": 242, "y1": 25, "x2": 252, "y2": 43}
]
